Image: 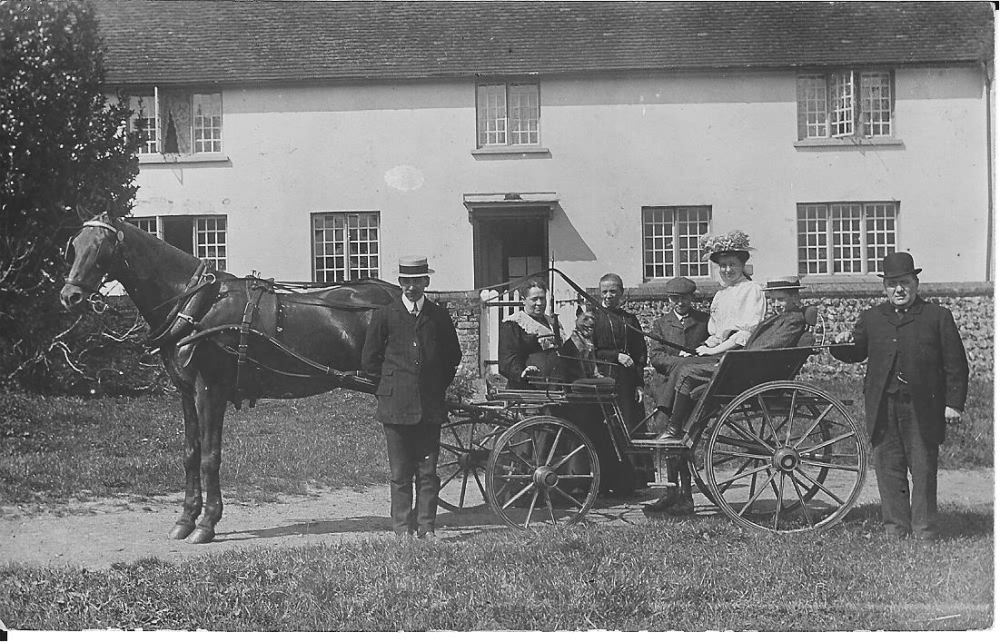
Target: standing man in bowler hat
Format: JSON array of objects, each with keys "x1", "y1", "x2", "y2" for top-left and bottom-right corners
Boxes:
[
  {"x1": 362, "y1": 256, "x2": 462, "y2": 540},
  {"x1": 831, "y1": 252, "x2": 969, "y2": 541}
]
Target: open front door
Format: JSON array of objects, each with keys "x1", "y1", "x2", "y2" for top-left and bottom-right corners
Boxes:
[{"x1": 465, "y1": 193, "x2": 558, "y2": 374}]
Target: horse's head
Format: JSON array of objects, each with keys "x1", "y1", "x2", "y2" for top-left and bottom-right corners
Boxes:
[{"x1": 60, "y1": 214, "x2": 124, "y2": 310}]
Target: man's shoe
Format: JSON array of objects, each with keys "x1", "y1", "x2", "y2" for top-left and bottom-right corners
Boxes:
[
  {"x1": 418, "y1": 531, "x2": 438, "y2": 541},
  {"x1": 642, "y1": 488, "x2": 678, "y2": 514},
  {"x1": 666, "y1": 495, "x2": 695, "y2": 516},
  {"x1": 655, "y1": 424, "x2": 685, "y2": 441}
]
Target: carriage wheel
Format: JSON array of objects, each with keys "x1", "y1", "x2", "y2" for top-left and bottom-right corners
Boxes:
[
  {"x1": 705, "y1": 381, "x2": 868, "y2": 533},
  {"x1": 437, "y1": 415, "x2": 511, "y2": 513},
  {"x1": 485, "y1": 416, "x2": 600, "y2": 529}
]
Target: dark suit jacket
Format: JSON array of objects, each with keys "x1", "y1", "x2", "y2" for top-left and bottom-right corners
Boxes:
[
  {"x1": 594, "y1": 307, "x2": 647, "y2": 389},
  {"x1": 361, "y1": 297, "x2": 462, "y2": 425},
  {"x1": 649, "y1": 309, "x2": 710, "y2": 374},
  {"x1": 498, "y1": 318, "x2": 563, "y2": 389},
  {"x1": 830, "y1": 297, "x2": 969, "y2": 445},
  {"x1": 744, "y1": 307, "x2": 807, "y2": 350}
]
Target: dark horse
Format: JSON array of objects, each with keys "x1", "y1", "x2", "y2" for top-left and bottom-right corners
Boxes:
[{"x1": 60, "y1": 213, "x2": 398, "y2": 543}]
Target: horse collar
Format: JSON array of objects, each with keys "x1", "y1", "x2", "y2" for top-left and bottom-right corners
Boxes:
[{"x1": 84, "y1": 219, "x2": 124, "y2": 241}]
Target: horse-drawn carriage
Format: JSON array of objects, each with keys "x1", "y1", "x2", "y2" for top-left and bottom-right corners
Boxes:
[
  {"x1": 436, "y1": 344, "x2": 868, "y2": 534},
  {"x1": 61, "y1": 214, "x2": 868, "y2": 542}
]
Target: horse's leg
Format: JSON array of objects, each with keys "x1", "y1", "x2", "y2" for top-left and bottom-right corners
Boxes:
[
  {"x1": 186, "y1": 376, "x2": 228, "y2": 544},
  {"x1": 167, "y1": 389, "x2": 202, "y2": 540}
]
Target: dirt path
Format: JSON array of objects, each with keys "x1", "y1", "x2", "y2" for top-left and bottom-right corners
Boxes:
[{"x1": 1, "y1": 469, "x2": 992, "y2": 570}]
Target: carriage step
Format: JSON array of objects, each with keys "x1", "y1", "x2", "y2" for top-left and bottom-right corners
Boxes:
[{"x1": 630, "y1": 437, "x2": 691, "y2": 449}]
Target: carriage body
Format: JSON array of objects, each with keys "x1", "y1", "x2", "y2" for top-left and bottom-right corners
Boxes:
[{"x1": 441, "y1": 345, "x2": 869, "y2": 534}]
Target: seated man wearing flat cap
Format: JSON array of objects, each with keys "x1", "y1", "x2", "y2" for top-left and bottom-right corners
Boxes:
[{"x1": 648, "y1": 276, "x2": 710, "y2": 433}]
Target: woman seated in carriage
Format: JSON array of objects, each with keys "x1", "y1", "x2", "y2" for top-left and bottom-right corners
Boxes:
[{"x1": 498, "y1": 278, "x2": 566, "y2": 390}]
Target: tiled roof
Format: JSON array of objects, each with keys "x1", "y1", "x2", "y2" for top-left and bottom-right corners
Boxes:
[{"x1": 93, "y1": 0, "x2": 995, "y2": 86}]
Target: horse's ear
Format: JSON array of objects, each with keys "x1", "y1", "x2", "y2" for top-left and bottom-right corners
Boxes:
[{"x1": 75, "y1": 203, "x2": 89, "y2": 222}]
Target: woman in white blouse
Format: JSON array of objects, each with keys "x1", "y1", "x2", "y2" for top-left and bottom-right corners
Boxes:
[{"x1": 656, "y1": 230, "x2": 766, "y2": 438}]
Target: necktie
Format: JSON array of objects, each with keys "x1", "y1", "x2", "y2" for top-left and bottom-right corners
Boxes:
[{"x1": 411, "y1": 303, "x2": 419, "y2": 316}]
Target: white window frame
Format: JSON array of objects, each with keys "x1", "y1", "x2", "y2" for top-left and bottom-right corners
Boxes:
[
  {"x1": 798, "y1": 70, "x2": 893, "y2": 140},
  {"x1": 311, "y1": 212, "x2": 381, "y2": 283},
  {"x1": 131, "y1": 90, "x2": 160, "y2": 155},
  {"x1": 126, "y1": 214, "x2": 228, "y2": 271},
  {"x1": 192, "y1": 93, "x2": 223, "y2": 154},
  {"x1": 476, "y1": 82, "x2": 540, "y2": 148},
  {"x1": 642, "y1": 206, "x2": 712, "y2": 280},
  {"x1": 797, "y1": 202, "x2": 897, "y2": 275}
]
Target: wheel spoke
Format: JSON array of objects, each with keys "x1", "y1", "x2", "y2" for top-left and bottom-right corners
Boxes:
[
  {"x1": 792, "y1": 403, "x2": 835, "y2": 449},
  {"x1": 523, "y1": 489, "x2": 541, "y2": 527},
  {"x1": 543, "y1": 491, "x2": 558, "y2": 525},
  {"x1": 716, "y1": 461, "x2": 772, "y2": 487},
  {"x1": 502, "y1": 482, "x2": 535, "y2": 511},
  {"x1": 788, "y1": 472, "x2": 815, "y2": 528},
  {"x1": 722, "y1": 418, "x2": 775, "y2": 454},
  {"x1": 755, "y1": 394, "x2": 783, "y2": 445},
  {"x1": 737, "y1": 468, "x2": 779, "y2": 518},
  {"x1": 551, "y1": 485, "x2": 585, "y2": 509},
  {"x1": 784, "y1": 390, "x2": 798, "y2": 446},
  {"x1": 793, "y1": 467, "x2": 848, "y2": 507},
  {"x1": 717, "y1": 456, "x2": 755, "y2": 495},
  {"x1": 550, "y1": 443, "x2": 588, "y2": 470},
  {"x1": 771, "y1": 471, "x2": 786, "y2": 529},
  {"x1": 544, "y1": 426, "x2": 565, "y2": 466},
  {"x1": 799, "y1": 458, "x2": 862, "y2": 472},
  {"x1": 799, "y1": 431, "x2": 855, "y2": 455},
  {"x1": 714, "y1": 449, "x2": 770, "y2": 461}
]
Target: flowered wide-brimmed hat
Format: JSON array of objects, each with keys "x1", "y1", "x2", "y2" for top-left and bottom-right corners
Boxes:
[{"x1": 700, "y1": 229, "x2": 756, "y2": 263}]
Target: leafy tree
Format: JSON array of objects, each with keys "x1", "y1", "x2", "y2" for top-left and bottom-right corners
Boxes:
[
  {"x1": 1, "y1": 0, "x2": 146, "y2": 393},
  {"x1": 1, "y1": 0, "x2": 140, "y2": 297}
]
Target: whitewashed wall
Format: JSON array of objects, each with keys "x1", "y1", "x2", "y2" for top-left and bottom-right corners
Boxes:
[{"x1": 131, "y1": 66, "x2": 991, "y2": 290}]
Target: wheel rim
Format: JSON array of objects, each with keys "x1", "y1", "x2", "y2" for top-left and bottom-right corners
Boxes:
[
  {"x1": 437, "y1": 417, "x2": 509, "y2": 513},
  {"x1": 486, "y1": 416, "x2": 601, "y2": 529},
  {"x1": 705, "y1": 382, "x2": 868, "y2": 533}
]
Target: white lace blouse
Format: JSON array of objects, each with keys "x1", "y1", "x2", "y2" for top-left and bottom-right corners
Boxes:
[{"x1": 706, "y1": 277, "x2": 767, "y2": 347}]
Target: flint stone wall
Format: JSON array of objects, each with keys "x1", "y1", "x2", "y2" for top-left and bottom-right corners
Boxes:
[
  {"x1": 624, "y1": 281, "x2": 994, "y2": 381},
  {"x1": 434, "y1": 282, "x2": 993, "y2": 382}
]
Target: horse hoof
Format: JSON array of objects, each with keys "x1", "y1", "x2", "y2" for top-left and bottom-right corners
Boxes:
[
  {"x1": 168, "y1": 522, "x2": 196, "y2": 540},
  {"x1": 185, "y1": 526, "x2": 215, "y2": 544}
]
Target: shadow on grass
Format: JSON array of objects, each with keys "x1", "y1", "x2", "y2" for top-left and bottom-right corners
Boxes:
[
  {"x1": 843, "y1": 503, "x2": 994, "y2": 540},
  {"x1": 217, "y1": 505, "x2": 506, "y2": 542}
]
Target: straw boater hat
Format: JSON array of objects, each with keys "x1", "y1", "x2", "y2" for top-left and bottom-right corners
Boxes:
[
  {"x1": 699, "y1": 229, "x2": 756, "y2": 263},
  {"x1": 762, "y1": 276, "x2": 804, "y2": 291},
  {"x1": 877, "y1": 252, "x2": 922, "y2": 279},
  {"x1": 398, "y1": 255, "x2": 434, "y2": 278}
]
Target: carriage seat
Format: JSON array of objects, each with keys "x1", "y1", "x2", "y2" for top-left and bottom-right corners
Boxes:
[{"x1": 568, "y1": 377, "x2": 616, "y2": 395}]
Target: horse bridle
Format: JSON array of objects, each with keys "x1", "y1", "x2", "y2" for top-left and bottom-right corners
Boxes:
[{"x1": 64, "y1": 219, "x2": 125, "y2": 311}]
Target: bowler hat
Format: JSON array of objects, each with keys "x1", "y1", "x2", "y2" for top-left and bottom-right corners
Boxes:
[
  {"x1": 398, "y1": 255, "x2": 434, "y2": 278},
  {"x1": 663, "y1": 276, "x2": 697, "y2": 296},
  {"x1": 762, "y1": 276, "x2": 804, "y2": 291},
  {"x1": 877, "y1": 252, "x2": 921, "y2": 279}
]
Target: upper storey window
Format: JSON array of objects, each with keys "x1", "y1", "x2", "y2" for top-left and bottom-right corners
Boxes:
[
  {"x1": 130, "y1": 89, "x2": 224, "y2": 159},
  {"x1": 797, "y1": 70, "x2": 893, "y2": 140},
  {"x1": 477, "y1": 82, "x2": 540, "y2": 148}
]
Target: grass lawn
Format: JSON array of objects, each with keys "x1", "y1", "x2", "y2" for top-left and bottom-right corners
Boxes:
[{"x1": 0, "y1": 377, "x2": 993, "y2": 631}]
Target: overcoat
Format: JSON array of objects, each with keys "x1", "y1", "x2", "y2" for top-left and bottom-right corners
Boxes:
[
  {"x1": 829, "y1": 298, "x2": 969, "y2": 445},
  {"x1": 361, "y1": 297, "x2": 462, "y2": 425}
]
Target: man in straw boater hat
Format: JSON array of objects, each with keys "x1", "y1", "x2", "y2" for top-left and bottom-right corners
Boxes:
[
  {"x1": 644, "y1": 275, "x2": 811, "y2": 516},
  {"x1": 362, "y1": 256, "x2": 462, "y2": 540},
  {"x1": 831, "y1": 252, "x2": 968, "y2": 542}
]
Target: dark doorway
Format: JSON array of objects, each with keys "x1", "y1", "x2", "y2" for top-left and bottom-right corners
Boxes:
[{"x1": 472, "y1": 210, "x2": 549, "y2": 289}]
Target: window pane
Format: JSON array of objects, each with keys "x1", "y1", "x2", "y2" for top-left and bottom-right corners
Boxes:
[
  {"x1": 508, "y1": 84, "x2": 539, "y2": 145},
  {"x1": 797, "y1": 204, "x2": 829, "y2": 274},
  {"x1": 312, "y1": 212, "x2": 381, "y2": 282},
  {"x1": 864, "y1": 202, "x2": 897, "y2": 272},
  {"x1": 642, "y1": 206, "x2": 711, "y2": 279},
  {"x1": 477, "y1": 84, "x2": 506, "y2": 147},
  {"x1": 860, "y1": 71, "x2": 892, "y2": 137},
  {"x1": 799, "y1": 75, "x2": 828, "y2": 139},
  {"x1": 192, "y1": 93, "x2": 223, "y2": 153},
  {"x1": 194, "y1": 216, "x2": 227, "y2": 271},
  {"x1": 831, "y1": 71, "x2": 855, "y2": 138},
  {"x1": 131, "y1": 95, "x2": 160, "y2": 154}
]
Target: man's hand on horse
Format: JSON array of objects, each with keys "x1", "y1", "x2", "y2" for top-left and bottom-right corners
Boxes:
[
  {"x1": 944, "y1": 407, "x2": 962, "y2": 423},
  {"x1": 617, "y1": 353, "x2": 634, "y2": 368},
  {"x1": 833, "y1": 331, "x2": 854, "y2": 344}
]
